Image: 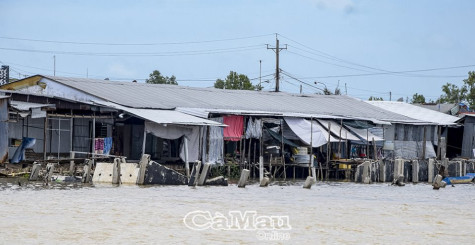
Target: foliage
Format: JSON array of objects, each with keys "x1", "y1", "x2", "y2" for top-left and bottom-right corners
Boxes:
[
  {"x1": 463, "y1": 71, "x2": 475, "y2": 107},
  {"x1": 209, "y1": 164, "x2": 242, "y2": 179},
  {"x1": 368, "y1": 96, "x2": 384, "y2": 101},
  {"x1": 145, "y1": 70, "x2": 178, "y2": 85},
  {"x1": 437, "y1": 83, "x2": 465, "y2": 104},
  {"x1": 214, "y1": 71, "x2": 256, "y2": 90},
  {"x1": 410, "y1": 93, "x2": 426, "y2": 104}
]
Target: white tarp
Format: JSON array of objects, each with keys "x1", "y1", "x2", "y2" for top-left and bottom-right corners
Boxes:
[
  {"x1": 393, "y1": 140, "x2": 436, "y2": 159},
  {"x1": 245, "y1": 117, "x2": 262, "y2": 139},
  {"x1": 318, "y1": 119, "x2": 360, "y2": 141},
  {"x1": 208, "y1": 117, "x2": 224, "y2": 164},
  {"x1": 284, "y1": 117, "x2": 330, "y2": 147},
  {"x1": 144, "y1": 122, "x2": 200, "y2": 162},
  {"x1": 346, "y1": 125, "x2": 384, "y2": 142}
]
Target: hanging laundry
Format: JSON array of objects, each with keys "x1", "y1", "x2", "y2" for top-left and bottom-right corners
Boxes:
[
  {"x1": 103, "y1": 137, "x2": 113, "y2": 155},
  {"x1": 223, "y1": 115, "x2": 244, "y2": 141},
  {"x1": 245, "y1": 117, "x2": 262, "y2": 139},
  {"x1": 94, "y1": 138, "x2": 104, "y2": 154}
]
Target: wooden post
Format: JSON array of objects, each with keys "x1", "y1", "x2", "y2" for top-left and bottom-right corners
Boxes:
[
  {"x1": 91, "y1": 113, "x2": 96, "y2": 155},
  {"x1": 70, "y1": 109, "x2": 73, "y2": 153},
  {"x1": 325, "y1": 122, "x2": 331, "y2": 180},
  {"x1": 436, "y1": 125, "x2": 441, "y2": 160},
  {"x1": 372, "y1": 137, "x2": 376, "y2": 160},
  {"x1": 422, "y1": 126, "x2": 427, "y2": 160},
  {"x1": 43, "y1": 114, "x2": 48, "y2": 160},
  {"x1": 366, "y1": 129, "x2": 369, "y2": 159},
  {"x1": 338, "y1": 119, "x2": 342, "y2": 158},
  {"x1": 281, "y1": 119, "x2": 286, "y2": 180},
  {"x1": 309, "y1": 117, "x2": 313, "y2": 176}
]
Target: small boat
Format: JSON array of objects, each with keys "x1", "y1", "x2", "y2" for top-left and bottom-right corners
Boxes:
[{"x1": 442, "y1": 173, "x2": 475, "y2": 185}]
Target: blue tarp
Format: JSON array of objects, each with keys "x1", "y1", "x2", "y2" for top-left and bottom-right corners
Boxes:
[{"x1": 11, "y1": 137, "x2": 36, "y2": 163}]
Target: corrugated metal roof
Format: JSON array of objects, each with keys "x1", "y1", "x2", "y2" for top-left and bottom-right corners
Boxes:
[
  {"x1": 32, "y1": 75, "x2": 423, "y2": 124},
  {"x1": 94, "y1": 101, "x2": 225, "y2": 126},
  {"x1": 366, "y1": 101, "x2": 459, "y2": 126},
  {"x1": 10, "y1": 101, "x2": 54, "y2": 111}
]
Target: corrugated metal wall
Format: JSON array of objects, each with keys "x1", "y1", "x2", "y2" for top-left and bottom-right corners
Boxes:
[
  {"x1": 0, "y1": 97, "x2": 8, "y2": 163},
  {"x1": 461, "y1": 117, "x2": 475, "y2": 158}
]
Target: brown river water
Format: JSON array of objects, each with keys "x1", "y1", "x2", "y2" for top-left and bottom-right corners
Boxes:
[{"x1": 0, "y1": 179, "x2": 473, "y2": 244}]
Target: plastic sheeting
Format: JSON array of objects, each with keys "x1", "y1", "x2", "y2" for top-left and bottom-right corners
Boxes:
[
  {"x1": 145, "y1": 122, "x2": 200, "y2": 162},
  {"x1": 284, "y1": 117, "x2": 329, "y2": 147},
  {"x1": 11, "y1": 137, "x2": 36, "y2": 163},
  {"x1": 346, "y1": 125, "x2": 384, "y2": 142},
  {"x1": 245, "y1": 117, "x2": 262, "y2": 139},
  {"x1": 317, "y1": 119, "x2": 360, "y2": 141},
  {"x1": 393, "y1": 140, "x2": 436, "y2": 159},
  {"x1": 208, "y1": 117, "x2": 224, "y2": 164},
  {"x1": 265, "y1": 128, "x2": 299, "y2": 147}
]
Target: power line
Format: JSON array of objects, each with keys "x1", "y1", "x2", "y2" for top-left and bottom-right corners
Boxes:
[
  {"x1": 0, "y1": 33, "x2": 274, "y2": 46},
  {"x1": 279, "y1": 33, "x2": 473, "y2": 78},
  {"x1": 294, "y1": 64, "x2": 475, "y2": 79},
  {"x1": 0, "y1": 45, "x2": 264, "y2": 57}
]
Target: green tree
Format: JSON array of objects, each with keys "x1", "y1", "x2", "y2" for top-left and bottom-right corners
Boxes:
[
  {"x1": 368, "y1": 96, "x2": 384, "y2": 101},
  {"x1": 437, "y1": 83, "x2": 466, "y2": 104},
  {"x1": 214, "y1": 71, "x2": 255, "y2": 90},
  {"x1": 463, "y1": 71, "x2": 475, "y2": 107},
  {"x1": 146, "y1": 70, "x2": 178, "y2": 85},
  {"x1": 410, "y1": 93, "x2": 426, "y2": 104}
]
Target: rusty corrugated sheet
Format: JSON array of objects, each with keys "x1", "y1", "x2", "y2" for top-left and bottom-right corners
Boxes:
[{"x1": 0, "y1": 96, "x2": 8, "y2": 163}]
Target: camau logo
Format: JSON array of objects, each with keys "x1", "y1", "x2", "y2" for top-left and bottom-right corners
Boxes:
[{"x1": 183, "y1": 210, "x2": 291, "y2": 231}]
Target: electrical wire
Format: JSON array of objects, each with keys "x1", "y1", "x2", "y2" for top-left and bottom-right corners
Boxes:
[
  {"x1": 0, "y1": 33, "x2": 274, "y2": 46},
  {"x1": 0, "y1": 45, "x2": 264, "y2": 57}
]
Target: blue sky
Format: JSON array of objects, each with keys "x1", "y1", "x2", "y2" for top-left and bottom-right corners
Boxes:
[{"x1": 1, "y1": 0, "x2": 474, "y2": 101}]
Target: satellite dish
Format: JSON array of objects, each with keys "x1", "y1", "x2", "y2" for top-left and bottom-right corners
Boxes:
[{"x1": 397, "y1": 97, "x2": 404, "y2": 102}]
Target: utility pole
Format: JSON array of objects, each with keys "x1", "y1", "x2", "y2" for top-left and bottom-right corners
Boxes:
[
  {"x1": 345, "y1": 83, "x2": 347, "y2": 95},
  {"x1": 259, "y1": 60, "x2": 262, "y2": 90},
  {"x1": 267, "y1": 34, "x2": 287, "y2": 92},
  {"x1": 389, "y1": 91, "x2": 392, "y2": 101},
  {"x1": 53, "y1": 55, "x2": 56, "y2": 76}
]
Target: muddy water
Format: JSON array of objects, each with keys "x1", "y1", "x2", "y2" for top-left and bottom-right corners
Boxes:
[{"x1": 0, "y1": 179, "x2": 473, "y2": 244}]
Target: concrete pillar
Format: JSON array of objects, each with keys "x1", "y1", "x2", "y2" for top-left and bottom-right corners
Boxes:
[
  {"x1": 237, "y1": 169, "x2": 250, "y2": 188},
  {"x1": 259, "y1": 156, "x2": 264, "y2": 183},
  {"x1": 69, "y1": 151, "x2": 75, "y2": 176},
  {"x1": 260, "y1": 177, "x2": 270, "y2": 187},
  {"x1": 362, "y1": 161, "x2": 371, "y2": 184},
  {"x1": 462, "y1": 161, "x2": 467, "y2": 176},
  {"x1": 394, "y1": 158, "x2": 404, "y2": 181},
  {"x1": 440, "y1": 137, "x2": 446, "y2": 160},
  {"x1": 29, "y1": 162, "x2": 41, "y2": 181},
  {"x1": 197, "y1": 162, "x2": 211, "y2": 186},
  {"x1": 184, "y1": 137, "x2": 190, "y2": 178},
  {"x1": 137, "y1": 154, "x2": 150, "y2": 185},
  {"x1": 303, "y1": 176, "x2": 315, "y2": 189},
  {"x1": 412, "y1": 160, "x2": 419, "y2": 183},
  {"x1": 379, "y1": 160, "x2": 386, "y2": 182},
  {"x1": 82, "y1": 159, "x2": 92, "y2": 183},
  {"x1": 188, "y1": 161, "x2": 201, "y2": 186},
  {"x1": 433, "y1": 174, "x2": 446, "y2": 189},
  {"x1": 428, "y1": 158, "x2": 435, "y2": 183},
  {"x1": 44, "y1": 163, "x2": 55, "y2": 185},
  {"x1": 112, "y1": 158, "x2": 121, "y2": 185}
]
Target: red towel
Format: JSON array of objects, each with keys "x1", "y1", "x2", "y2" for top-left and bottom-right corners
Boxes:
[{"x1": 223, "y1": 115, "x2": 244, "y2": 141}]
